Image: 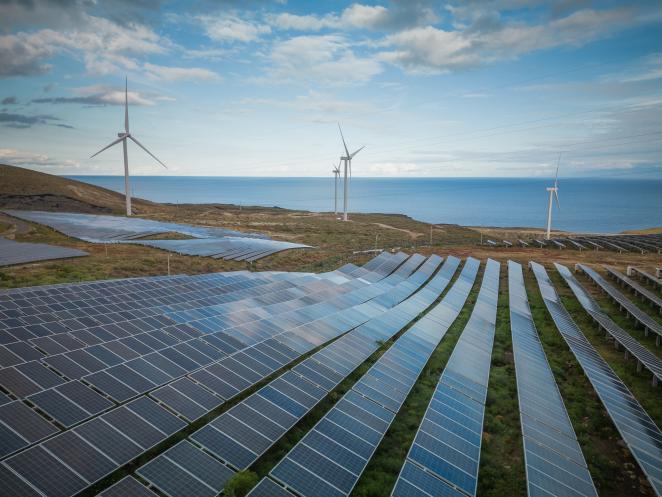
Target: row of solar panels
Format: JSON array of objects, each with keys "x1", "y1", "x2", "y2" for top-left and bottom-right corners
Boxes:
[
  {"x1": 531, "y1": 262, "x2": 662, "y2": 496},
  {"x1": 392, "y1": 258, "x2": 498, "y2": 497},
  {"x1": 137, "y1": 256, "x2": 458, "y2": 497},
  {"x1": 0, "y1": 252, "x2": 446, "y2": 497},
  {"x1": 2, "y1": 210, "x2": 262, "y2": 242},
  {"x1": 627, "y1": 267, "x2": 662, "y2": 291},
  {"x1": 0, "y1": 238, "x2": 88, "y2": 268},
  {"x1": 604, "y1": 266, "x2": 662, "y2": 313},
  {"x1": 557, "y1": 264, "x2": 662, "y2": 384},
  {"x1": 249, "y1": 257, "x2": 481, "y2": 497},
  {"x1": 3, "y1": 210, "x2": 310, "y2": 262},
  {"x1": 577, "y1": 265, "x2": 662, "y2": 344},
  {"x1": 509, "y1": 261, "x2": 598, "y2": 497},
  {"x1": 545, "y1": 235, "x2": 662, "y2": 254}
]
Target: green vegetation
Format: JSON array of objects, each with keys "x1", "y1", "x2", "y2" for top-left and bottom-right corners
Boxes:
[
  {"x1": 478, "y1": 270, "x2": 526, "y2": 497},
  {"x1": 223, "y1": 471, "x2": 259, "y2": 497},
  {"x1": 525, "y1": 268, "x2": 656, "y2": 497}
]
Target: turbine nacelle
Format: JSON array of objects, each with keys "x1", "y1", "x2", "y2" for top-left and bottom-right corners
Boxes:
[{"x1": 90, "y1": 77, "x2": 166, "y2": 216}]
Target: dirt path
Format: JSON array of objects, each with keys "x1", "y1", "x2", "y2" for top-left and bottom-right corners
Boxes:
[{"x1": 371, "y1": 222, "x2": 421, "y2": 239}]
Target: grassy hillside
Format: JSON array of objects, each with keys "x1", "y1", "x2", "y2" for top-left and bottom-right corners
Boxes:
[{"x1": 0, "y1": 163, "x2": 155, "y2": 214}]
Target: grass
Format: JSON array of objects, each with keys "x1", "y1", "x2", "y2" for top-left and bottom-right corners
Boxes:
[
  {"x1": 477, "y1": 269, "x2": 526, "y2": 497},
  {"x1": 524, "y1": 267, "x2": 657, "y2": 497},
  {"x1": 350, "y1": 264, "x2": 483, "y2": 497}
]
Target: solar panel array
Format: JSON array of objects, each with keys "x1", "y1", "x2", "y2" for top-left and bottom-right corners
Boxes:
[
  {"x1": 3, "y1": 210, "x2": 311, "y2": 262},
  {"x1": 556, "y1": 264, "x2": 662, "y2": 384},
  {"x1": 531, "y1": 262, "x2": 662, "y2": 497},
  {"x1": 0, "y1": 237, "x2": 88, "y2": 267},
  {"x1": 604, "y1": 266, "x2": 662, "y2": 313},
  {"x1": 391, "y1": 258, "x2": 499, "y2": 497},
  {"x1": 628, "y1": 267, "x2": 662, "y2": 291},
  {"x1": 508, "y1": 261, "x2": 597, "y2": 497},
  {"x1": 1, "y1": 252, "x2": 426, "y2": 497},
  {"x1": 140, "y1": 255, "x2": 455, "y2": 497},
  {"x1": 576, "y1": 264, "x2": 662, "y2": 345},
  {"x1": 260, "y1": 258, "x2": 482, "y2": 497},
  {"x1": 503, "y1": 235, "x2": 662, "y2": 254}
]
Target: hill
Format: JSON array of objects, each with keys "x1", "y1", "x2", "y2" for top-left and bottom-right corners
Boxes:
[{"x1": 0, "y1": 163, "x2": 156, "y2": 214}]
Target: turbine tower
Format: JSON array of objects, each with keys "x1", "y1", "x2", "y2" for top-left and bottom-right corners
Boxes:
[
  {"x1": 338, "y1": 123, "x2": 364, "y2": 222},
  {"x1": 333, "y1": 161, "x2": 341, "y2": 216},
  {"x1": 91, "y1": 77, "x2": 167, "y2": 216},
  {"x1": 545, "y1": 154, "x2": 561, "y2": 240}
]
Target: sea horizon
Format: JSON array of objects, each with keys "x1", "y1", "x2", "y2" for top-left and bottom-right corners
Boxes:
[{"x1": 67, "y1": 175, "x2": 662, "y2": 234}]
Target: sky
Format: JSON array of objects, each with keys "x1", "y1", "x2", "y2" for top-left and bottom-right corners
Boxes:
[{"x1": 0, "y1": 0, "x2": 661, "y2": 178}]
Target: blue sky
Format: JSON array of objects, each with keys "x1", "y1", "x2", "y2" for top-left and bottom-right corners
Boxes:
[{"x1": 0, "y1": 0, "x2": 661, "y2": 178}]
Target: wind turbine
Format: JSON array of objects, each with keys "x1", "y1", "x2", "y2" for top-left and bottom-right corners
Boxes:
[
  {"x1": 545, "y1": 153, "x2": 561, "y2": 240},
  {"x1": 332, "y1": 161, "x2": 341, "y2": 216},
  {"x1": 90, "y1": 77, "x2": 167, "y2": 216},
  {"x1": 338, "y1": 123, "x2": 364, "y2": 222}
]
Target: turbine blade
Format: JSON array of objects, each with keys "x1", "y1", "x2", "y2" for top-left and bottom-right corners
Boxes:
[
  {"x1": 125, "y1": 76, "x2": 129, "y2": 133},
  {"x1": 350, "y1": 145, "x2": 365, "y2": 159},
  {"x1": 554, "y1": 189, "x2": 560, "y2": 209},
  {"x1": 338, "y1": 122, "x2": 349, "y2": 157},
  {"x1": 90, "y1": 135, "x2": 125, "y2": 158},
  {"x1": 128, "y1": 135, "x2": 167, "y2": 169},
  {"x1": 554, "y1": 152, "x2": 561, "y2": 187}
]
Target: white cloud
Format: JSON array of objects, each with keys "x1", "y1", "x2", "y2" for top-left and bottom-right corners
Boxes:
[
  {"x1": 379, "y1": 7, "x2": 638, "y2": 72},
  {"x1": 0, "y1": 148, "x2": 81, "y2": 171},
  {"x1": 342, "y1": 4, "x2": 390, "y2": 29},
  {"x1": 144, "y1": 63, "x2": 221, "y2": 81},
  {"x1": 198, "y1": 14, "x2": 271, "y2": 43},
  {"x1": 265, "y1": 35, "x2": 382, "y2": 85},
  {"x1": 0, "y1": 14, "x2": 169, "y2": 78},
  {"x1": 269, "y1": 2, "x2": 437, "y2": 32},
  {"x1": 32, "y1": 85, "x2": 174, "y2": 106}
]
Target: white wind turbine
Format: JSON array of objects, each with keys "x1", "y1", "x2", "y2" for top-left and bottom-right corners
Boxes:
[
  {"x1": 90, "y1": 77, "x2": 167, "y2": 216},
  {"x1": 333, "y1": 161, "x2": 341, "y2": 216},
  {"x1": 545, "y1": 153, "x2": 561, "y2": 240},
  {"x1": 338, "y1": 123, "x2": 364, "y2": 222}
]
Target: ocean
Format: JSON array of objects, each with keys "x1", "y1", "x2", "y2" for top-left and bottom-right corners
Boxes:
[{"x1": 67, "y1": 176, "x2": 662, "y2": 234}]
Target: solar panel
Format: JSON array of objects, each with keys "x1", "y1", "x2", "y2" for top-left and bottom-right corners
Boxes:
[
  {"x1": 247, "y1": 478, "x2": 298, "y2": 497},
  {"x1": 55, "y1": 380, "x2": 113, "y2": 415},
  {"x1": 102, "y1": 406, "x2": 166, "y2": 450},
  {"x1": 74, "y1": 417, "x2": 142, "y2": 466},
  {"x1": 0, "y1": 237, "x2": 88, "y2": 267},
  {"x1": 531, "y1": 261, "x2": 662, "y2": 497},
  {"x1": 150, "y1": 385, "x2": 206, "y2": 422},
  {"x1": 27, "y1": 389, "x2": 90, "y2": 428},
  {"x1": 83, "y1": 371, "x2": 137, "y2": 402},
  {"x1": 98, "y1": 476, "x2": 159, "y2": 497},
  {"x1": 5, "y1": 445, "x2": 87, "y2": 497},
  {"x1": 42, "y1": 430, "x2": 116, "y2": 484},
  {"x1": 190, "y1": 424, "x2": 257, "y2": 470},
  {"x1": 576, "y1": 264, "x2": 662, "y2": 344},
  {"x1": 557, "y1": 263, "x2": 662, "y2": 384},
  {"x1": 3, "y1": 210, "x2": 309, "y2": 262},
  {"x1": 160, "y1": 440, "x2": 234, "y2": 491},
  {"x1": 125, "y1": 396, "x2": 186, "y2": 436},
  {"x1": 0, "y1": 463, "x2": 43, "y2": 497},
  {"x1": 136, "y1": 452, "x2": 218, "y2": 497},
  {"x1": 0, "y1": 400, "x2": 58, "y2": 444}
]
